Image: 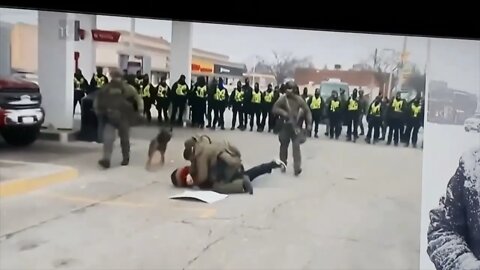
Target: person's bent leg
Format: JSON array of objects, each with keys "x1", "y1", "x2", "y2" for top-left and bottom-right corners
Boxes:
[
  {"x1": 100, "y1": 122, "x2": 116, "y2": 168},
  {"x1": 278, "y1": 128, "x2": 290, "y2": 166},
  {"x1": 292, "y1": 135, "x2": 302, "y2": 176},
  {"x1": 118, "y1": 123, "x2": 131, "y2": 165}
]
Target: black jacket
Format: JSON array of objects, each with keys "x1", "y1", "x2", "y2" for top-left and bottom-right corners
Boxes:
[{"x1": 427, "y1": 148, "x2": 480, "y2": 270}]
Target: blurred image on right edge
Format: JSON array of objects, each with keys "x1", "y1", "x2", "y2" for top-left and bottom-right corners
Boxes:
[{"x1": 420, "y1": 38, "x2": 480, "y2": 270}]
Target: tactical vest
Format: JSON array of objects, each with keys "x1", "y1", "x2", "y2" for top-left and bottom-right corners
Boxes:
[
  {"x1": 234, "y1": 89, "x2": 244, "y2": 102},
  {"x1": 94, "y1": 75, "x2": 106, "y2": 88},
  {"x1": 95, "y1": 82, "x2": 132, "y2": 122},
  {"x1": 157, "y1": 85, "x2": 168, "y2": 98},
  {"x1": 196, "y1": 86, "x2": 207, "y2": 98},
  {"x1": 348, "y1": 99, "x2": 359, "y2": 111},
  {"x1": 392, "y1": 99, "x2": 404, "y2": 113},
  {"x1": 264, "y1": 91, "x2": 274, "y2": 103},
  {"x1": 330, "y1": 100, "x2": 340, "y2": 112},
  {"x1": 251, "y1": 92, "x2": 261, "y2": 104},
  {"x1": 142, "y1": 84, "x2": 151, "y2": 98},
  {"x1": 74, "y1": 77, "x2": 84, "y2": 90},
  {"x1": 176, "y1": 84, "x2": 187, "y2": 96},
  {"x1": 214, "y1": 88, "x2": 226, "y2": 101},
  {"x1": 310, "y1": 96, "x2": 322, "y2": 110},
  {"x1": 411, "y1": 103, "x2": 422, "y2": 118},
  {"x1": 370, "y1": 103, "x2": 381, "y2": 116}
]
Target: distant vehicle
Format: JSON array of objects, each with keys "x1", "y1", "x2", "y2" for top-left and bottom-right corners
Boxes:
[
  {"x1": 319, "y1": 78, "x2": 350, "y2": 101},
  {"x1": 428, "y1": 87, "x2": 477, "y2": 125},
  {"x1": 464, "y1": 113, "x2": 480, "y2": 132},
  {"x1": 0, "y1": 76, "x2": 45, "y2": 146},
  {"x1": 397, "y1": 88, "x2": 418, "y2": 102}
]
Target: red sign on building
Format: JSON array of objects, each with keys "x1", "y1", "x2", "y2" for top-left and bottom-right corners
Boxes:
[{"x1": 91, "y1": 30, "x2": 121, "y2": 43}]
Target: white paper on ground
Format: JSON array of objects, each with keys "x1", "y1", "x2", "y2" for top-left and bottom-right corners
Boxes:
[{"x1": 169, "y1": 190, "x2": 228, "y2": 204}]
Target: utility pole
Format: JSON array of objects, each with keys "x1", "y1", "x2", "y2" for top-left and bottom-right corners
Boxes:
[{"x1": 396, "y1": 36, "x2": 408, "y2": 93}]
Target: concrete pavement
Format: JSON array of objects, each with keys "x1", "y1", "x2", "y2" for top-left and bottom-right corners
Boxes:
[{"x1": 0, "y1": 126, "x2": 422, "y2": 270}]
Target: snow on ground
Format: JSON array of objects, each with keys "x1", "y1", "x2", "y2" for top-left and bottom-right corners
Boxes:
[{"x1": 419, "y1": 122, "x2": 480, "y2": 270}]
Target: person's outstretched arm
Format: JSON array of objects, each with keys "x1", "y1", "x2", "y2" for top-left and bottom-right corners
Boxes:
[{"x1": 427, "y1": 153, "x2": 480, "y2": 270}]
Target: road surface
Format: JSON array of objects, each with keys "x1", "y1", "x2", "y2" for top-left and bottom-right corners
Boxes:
[{"x1": 0, "y1": 126, "x2": 422, "y2": 270}]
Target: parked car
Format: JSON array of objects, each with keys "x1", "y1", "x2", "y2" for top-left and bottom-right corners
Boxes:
[
  {"x1": 464, "y1": 113, "x2": 480, "y2": 132},
  {"x1": 0, "y1": 76, "x2": 44, "y2": 146}
]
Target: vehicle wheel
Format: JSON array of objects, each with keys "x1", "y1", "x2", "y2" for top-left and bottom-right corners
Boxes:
[
  {"x1": 465, "y1": 127, "x2": 470, "y2": 132},
  {"x1": 1, "y1": 126, "x2": 40, "y2": 147}
]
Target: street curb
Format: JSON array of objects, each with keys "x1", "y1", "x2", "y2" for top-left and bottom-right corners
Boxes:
[{"x1": 0, "y1": 164, "x2": 79, "y2": 198}]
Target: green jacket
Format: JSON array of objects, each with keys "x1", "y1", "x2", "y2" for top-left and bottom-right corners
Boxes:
[{"x1": 94, "y1": 81, "x2": 144, "y2": 125}]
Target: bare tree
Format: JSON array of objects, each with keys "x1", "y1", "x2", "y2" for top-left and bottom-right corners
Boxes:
[{"x1": 254, "y1": 51, "x2": 314, "y2": 83}]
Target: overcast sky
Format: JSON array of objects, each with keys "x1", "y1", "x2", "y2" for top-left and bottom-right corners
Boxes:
[{"x1": 0, "y1": 8, "x2": 478, "y2": 93}]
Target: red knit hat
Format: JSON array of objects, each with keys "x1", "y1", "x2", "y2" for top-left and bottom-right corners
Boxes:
[{"x1": 171, "y1": 166, "x2": 191, "y2": 187}]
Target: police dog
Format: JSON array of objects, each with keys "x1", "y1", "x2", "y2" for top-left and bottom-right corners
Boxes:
[{"x1": 146, "y1": 127, "x2": 172, "y2": 171}]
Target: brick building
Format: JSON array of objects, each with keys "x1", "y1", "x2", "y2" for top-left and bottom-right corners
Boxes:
[{"x1": 294, "y1": 67, "x2": 391, "y2": 101}]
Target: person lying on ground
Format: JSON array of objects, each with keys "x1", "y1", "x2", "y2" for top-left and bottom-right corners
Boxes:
[
  {"x1": 427, "y1": 147, "x2": 480, "y2": 270},
  {"x1": 170, "y1": 159, "x2": 286, "y2": 194}
]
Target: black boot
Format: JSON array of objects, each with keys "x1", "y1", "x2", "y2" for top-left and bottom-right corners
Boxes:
[
  {"x1": 98, "y1": 159, "x2": 110, "y2": 169},
  {"x1": 294, "y1": 168, "x2": 302, "y2": 176},
  {"x1": 121, "y1": 158, "x2": 129, "y2": 166}
]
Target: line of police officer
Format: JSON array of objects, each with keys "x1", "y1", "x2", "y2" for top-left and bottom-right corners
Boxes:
[
  {"x1": 83, "y1": 69, "x2": 424, "y2": 149},
  {"x1": 310, "y1": 88, "x2": 425, "y2": 147}
]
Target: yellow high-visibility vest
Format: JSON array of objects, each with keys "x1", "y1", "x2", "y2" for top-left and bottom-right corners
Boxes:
[
  {"x1": 214, "y1": 88, "x2": 226, "y2": 101},
  {"x1": 370, "y1": 103, "x2": 381, "y2": 116},
  {"x1": 94, "y1": 75, "x2": 106, "y2": 88},
  {"x1": 196, "y1": 86, "x2": 207, "y2": 98},
  {"x1": 251, "y1": 92, "x2": 261, "y2": 104},
  {"x1": 392, "y1": 99, "x2": 404, "y2": 112},
  {"x1": 176, "y1": 84, "x2": 187, "y2": 96},
  {"x1": 74, "y1": 77, "x2": 84, "y2": 90},
  {"x1": 142, "y1": 84, "x2": 151, "y2": 98},
  {"x1": 310, "y1": 96, "x2": 322, "y2": 109},
  {"x1": 157, "y1": 85, "x2": 168, "y2": 98},
  {"x1": 234, "y1": 90, "x2": 244, "y2": 102},
  {"x1": 330, "y1": 100, "x2": 340, "y2": 112},
  {"x1": 348, "y1": 99, "x2": 359, "y2": 111},
  {"x1": 411, "y1": 103, "x2": 422, "y2": 117},
  {"x1": 264, "y1": 91, "x2": 274, "y2": 103}
]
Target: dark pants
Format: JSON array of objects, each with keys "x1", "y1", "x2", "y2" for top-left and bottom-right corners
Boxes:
[
  {"x1": 329, "y1": 115, "x2": 342, "y2": 139},
  {"x1": 213, "y1": 104, "x2": 226, "y2": 128},
  {"x1": 381, "y1": 120, "x2": 387, "y2": 140},
  {"x1": 346, "y1": 112, "x2": 359, "y2": 139},
  {"x1": 358, "y1": 114, "x2": 365, "y2": 135},
  {"x1": 171, "y1": 100, "x2": 186, "y2": 125},
  {"x1": 73, "y1": 90, "x2": 85, "y2": 114},
  {"x1": 249, "y1": 105, "x2": 262, "y2": 130},
  {"x1": 100, "y1": 116, "x2": 130, "y2": 162},
  {"x1": 207, "y1": 101, "x2": 214, "y2": 127},
  {"x1": 311, "y1": 110, "x2": 322, "y2": 135},
  {"x1": 244, "y1": 161, "x2": 279, "y2": 181},
  {"x1": 387, "y1": 118, "x2": 403, "y2": 145},
  {"x1": 191, "y1": 100, "x2": 206, "y2": 127},
  {"x1": 405, "y1": 119, "x2": 421, "y2": 146},
  {"x1": 279, "y1": 125, "x2": 302, "y2": 172},
  {"x1": 366, "y1": 117, "x2": 382, "y2": 142},
  {"x1": 232, "y1": 104, "x2": 244, "y2": 129},
  {"x1": 261, "y1": 105, "x2": 273, "y2": 131},
  {"x1": 143, "y1": 97, "x2": 153, "y2": 122},
  {"x1": 156, "y1": 98, "x2": 170, "y2": 123},
  {"x1": 242, "y1": 104, "x2": 250, "y2": 128}
]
